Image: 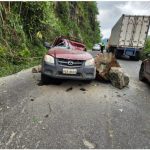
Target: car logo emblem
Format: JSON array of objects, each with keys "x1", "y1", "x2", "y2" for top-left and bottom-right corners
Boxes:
[{"x1": 68, "y1": 61, "x2": 73, "y2": 65}]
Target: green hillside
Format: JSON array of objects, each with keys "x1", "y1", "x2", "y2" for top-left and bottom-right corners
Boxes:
[{"x1": 0, "y1": 2, "x2": 101, "y2": 77}]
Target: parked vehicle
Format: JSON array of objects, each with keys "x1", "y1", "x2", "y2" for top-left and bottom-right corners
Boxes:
[
  {"x1": 92, "y1": 44, "x2": 101, "y2": 51},
  {"x1": 41, "y1": 36, "x2": 96, "y2": 83},
  {"x1": 139, "y1": 53, "x2": 150, "y2": 82},
  {"x1": 108, "y1": 14, "x2": 150, "y2": 60}
]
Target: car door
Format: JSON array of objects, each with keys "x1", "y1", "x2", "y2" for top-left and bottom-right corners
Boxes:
[{"x1": 145, "y1": 59, "x2": 150, "y2": 77}]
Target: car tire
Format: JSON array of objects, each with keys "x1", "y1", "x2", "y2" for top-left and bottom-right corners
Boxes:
[
  {"x1": 41, "y1": 73, "x2": 49, "y2": 84},
  {"x1": 139, "y1": 63, "x2": 146, "y2": 82}
]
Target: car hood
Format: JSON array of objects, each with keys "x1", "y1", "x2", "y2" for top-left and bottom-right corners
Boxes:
[{"x1": 47, "y1": 47, "x2": 92, "y2": 60}]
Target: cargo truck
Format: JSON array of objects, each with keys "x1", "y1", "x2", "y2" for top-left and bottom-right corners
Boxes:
[{"x1": 107, "y1": 14, "x2": 150, "y2": 60}]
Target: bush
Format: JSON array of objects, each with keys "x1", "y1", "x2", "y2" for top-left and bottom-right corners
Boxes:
[{"x1": 141, "y1": 37, "x2": 150, "y2": 60}]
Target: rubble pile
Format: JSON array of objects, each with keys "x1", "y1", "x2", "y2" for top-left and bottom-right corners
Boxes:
[{"x1": 95, "y1": 53, "x2": 129, "y2": 89}]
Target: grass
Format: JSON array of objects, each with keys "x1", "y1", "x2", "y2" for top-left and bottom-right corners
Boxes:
[{"x1": 0, "y1": 58, "x2": 42, "y2": 78}]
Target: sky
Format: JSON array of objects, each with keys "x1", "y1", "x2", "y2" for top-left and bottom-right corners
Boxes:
[{"x1": 97, "y1": 1, "x2": 150, "y2": 39}]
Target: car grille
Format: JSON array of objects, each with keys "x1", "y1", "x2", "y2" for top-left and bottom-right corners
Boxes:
[{"x1": 57, "y1": 58, "x2": 84, "y2": 67}]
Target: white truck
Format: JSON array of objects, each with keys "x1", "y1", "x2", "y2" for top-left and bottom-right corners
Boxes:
[{"x1": 108, "y1": 14, "x2": 150, "y2": 60}]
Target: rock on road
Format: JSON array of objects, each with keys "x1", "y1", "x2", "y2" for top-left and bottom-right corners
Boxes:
[{"x1": 0, "y1": 57, "x2": 150, "y2": 148}]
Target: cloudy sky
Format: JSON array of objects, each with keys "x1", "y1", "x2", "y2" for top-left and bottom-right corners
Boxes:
[{"x1": 97, "y1": 1, "x2": 150, "y2": 38}]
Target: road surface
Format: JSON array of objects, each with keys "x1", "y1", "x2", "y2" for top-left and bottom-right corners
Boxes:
[{"x1": 0, "y1": 57, "x2": 150, "y2": 148}]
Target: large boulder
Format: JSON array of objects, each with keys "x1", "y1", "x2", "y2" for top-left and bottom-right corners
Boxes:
[
  {"x1": 109, "y1": 67, "x2": 129, "y2": 89},
  {"x1": 95, "y1": 53, "x2": 120, "y2": 80}
]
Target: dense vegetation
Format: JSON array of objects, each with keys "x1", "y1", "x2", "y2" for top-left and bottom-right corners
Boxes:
[
  {"x1": 142, "y1": 36, "x2": 150, "y2": 59},
  {"x1": 0, "y1": 1, "x2": 101, "y2": 77}
]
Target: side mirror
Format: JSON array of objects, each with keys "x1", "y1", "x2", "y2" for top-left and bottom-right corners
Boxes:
[{"x1": 44, "y1": 42, "x2": 51, "y2": 49}]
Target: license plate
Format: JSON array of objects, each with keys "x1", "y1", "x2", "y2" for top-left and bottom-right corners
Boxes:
[
  {"x1": 63, "y1": 68, "x2": 77, "y2": 74},
  {"x1": 126, "y1": 51, "x2": 133, "y2": 56}
]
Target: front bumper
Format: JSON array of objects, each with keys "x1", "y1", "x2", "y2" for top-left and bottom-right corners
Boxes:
[{"x1": 41, "y1": 61, "x2": 96, "y2": 80}]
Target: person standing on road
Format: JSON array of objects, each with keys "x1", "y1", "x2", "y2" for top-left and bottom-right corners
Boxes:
[{"x1": 100, "y1": 42, "x2": 105, "y2": 53}]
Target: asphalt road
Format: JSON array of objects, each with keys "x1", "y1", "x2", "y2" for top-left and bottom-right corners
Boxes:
[{"x1": 0, "y1": 56, "x2": 150, "y2": 148}]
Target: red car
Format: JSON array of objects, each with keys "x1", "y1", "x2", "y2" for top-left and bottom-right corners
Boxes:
[
  {"x1": 139, "y1": 53, "x2": 150, "y2": 82},
  {"x1": 41, "y1": 36, "x2": 96, "y2": 83}
]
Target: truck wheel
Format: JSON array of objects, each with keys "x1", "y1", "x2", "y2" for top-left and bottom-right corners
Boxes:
[
  {"x1": 130, "y1": 52, "x2": 140, "y2": 61},
  {"x1": 115, "y1": 50, "x2": 121, "y2": 58},
  {"x1": 139, "y1": 64, "x2": 146, "y2": 81},
  {"x1": 41, "y1": 73, "x2": 49, "y2": 84},
  {"x1": 135, "y1": 52, "x2": 140, "y2": 61}
]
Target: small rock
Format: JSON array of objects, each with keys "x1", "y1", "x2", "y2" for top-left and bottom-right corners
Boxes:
[
  {"x1": 42, "y1": 127, "x2": 46, "y2": 130},
  {"x1": 32, "y1": 68, "x2": 38, "y2": 73},
  {"x1": 22, "y1": 145, "x2": 26, "y2": 148},
  {"x1": 80, "y1": 88, "x2": 87, "y2": 91},
  {"x1": 0, "y1": 108, "x2": 2, "y2": 111},
  {"x1": 109, "y1": 129, "x2": 114, "y2": 138},
  {"x1": 119, "y1": 109, "x2": 123, "y2": 112},
  {"x1": 117, "y1": 94, "x2": 121, "y2": 97},
  {"x1": 38, "y1": 121, "x2": 43, "y2": 124},
  {"x1": 125, "y1": 99, "x2": 130, "y2": 102},
  {"x1": 66, "y1": 87, "x2": 73, "y2": 92},
  {"x1": 44, "y1": 114, "x2": 49, "y2": 118},
  {"x1": 6, "y1": 106, "x2": 10, "y2": 109},
  {"x1": 83, "y1": 139, "x2": 95, "y2": 149}
]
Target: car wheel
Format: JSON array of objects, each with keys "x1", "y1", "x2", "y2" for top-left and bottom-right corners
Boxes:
[
  {"x1": 41, "y1": 73, "x2": 49, "y2": 84},
  {"x1": 139, "y1": 63, "x2": 146, "y2": 81}
]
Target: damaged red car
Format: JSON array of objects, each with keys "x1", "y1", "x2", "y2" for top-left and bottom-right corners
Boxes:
[{"x1": 41, "y1": 36, "x2": 96, "y2": 83}]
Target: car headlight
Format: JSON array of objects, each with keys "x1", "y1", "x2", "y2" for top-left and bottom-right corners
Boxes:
[
  {"x1": 44, "y1": 55, "x2": 54, "y2": 64},
  {"x1": 85, "y1": 58, "x2": 95, "y2": 66}
]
